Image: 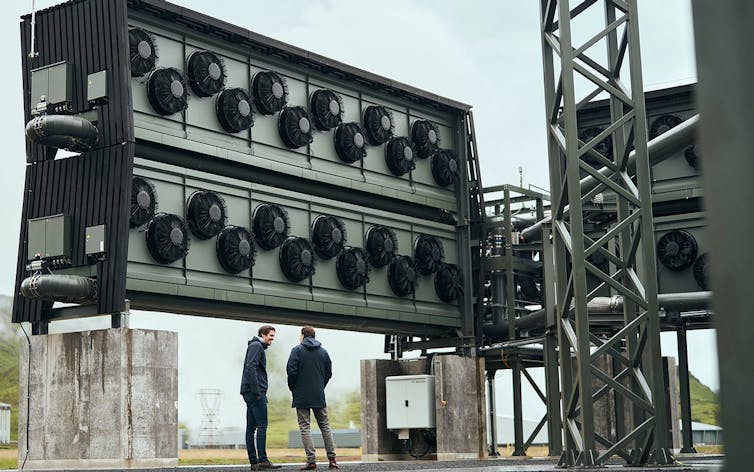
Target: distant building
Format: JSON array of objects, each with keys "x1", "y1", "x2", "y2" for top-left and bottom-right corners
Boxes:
[
  {"x1": 495, "y1": 415, "x2": 549, "y2": 446},
  {"x1": 0, "y1": 403, "x2": 10, "y2": 444},
  {"x1": 682, "y1": 421, "x2": 723, "y2": 446}
]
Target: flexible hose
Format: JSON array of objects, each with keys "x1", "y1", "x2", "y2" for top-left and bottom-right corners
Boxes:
[
  {"x1": 25, "y1": 115, "x2": 98, "y2": 152},
  {"x1": 20, "y1": 274, "x2": 97, "y2": 302}
]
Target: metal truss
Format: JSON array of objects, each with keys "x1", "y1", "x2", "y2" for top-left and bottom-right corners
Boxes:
[{"x1": 539, "y1": 0, "x2": 673, "y2": 466}]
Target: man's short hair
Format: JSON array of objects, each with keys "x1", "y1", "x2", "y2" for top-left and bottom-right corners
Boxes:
[
  {"x1": 258, "y1": 325, "x2": 276, "y2": 336},
  {"x1": 301, "y1": 325, "x2": 316, "y2": 338}
]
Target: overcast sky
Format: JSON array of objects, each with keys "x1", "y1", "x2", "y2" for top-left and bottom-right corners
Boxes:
[{"x1": 0, "y1": 0, "x2": 715, "y2": 430}]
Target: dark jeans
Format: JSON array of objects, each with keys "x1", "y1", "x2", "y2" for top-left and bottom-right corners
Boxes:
[{"x1": 243, "y1": 393, "x2": 268, "y2": 464}]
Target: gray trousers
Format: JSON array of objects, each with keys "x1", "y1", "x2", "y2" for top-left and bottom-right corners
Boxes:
[{"x1": 296, "y1": 407, "x2": 336, "y2": 463}]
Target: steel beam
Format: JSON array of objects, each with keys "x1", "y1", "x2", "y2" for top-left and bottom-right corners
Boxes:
[{"x1": 676, "y1": 325, "x2": 696, "y2": 453}]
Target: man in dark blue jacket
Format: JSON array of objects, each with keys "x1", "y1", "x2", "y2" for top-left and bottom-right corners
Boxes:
[
  {"x1": 287, "y1": 325, "x2": 338, "y2": 470},
  {"x1": 240, "y1": 325, "x2": 281, "y2": 470}
]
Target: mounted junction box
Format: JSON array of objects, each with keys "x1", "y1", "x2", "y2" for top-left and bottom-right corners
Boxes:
[
  {"x1": 27, "y1": 214, "x2": 71, "y2": 268},
  {"x1": 31, "y1": 61, "x2": 73, "y2": 113},
  {"x1": 385, "y1": 375, "x2": 436, "y2": 429}
]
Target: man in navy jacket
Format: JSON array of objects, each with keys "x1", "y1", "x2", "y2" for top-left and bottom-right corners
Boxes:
[
  {"x1": 241, "y1": 325, "x2": 281, "y2": 470},
  {"x1": 287, "y1": 325, "x2": 338, "y2": 470}
]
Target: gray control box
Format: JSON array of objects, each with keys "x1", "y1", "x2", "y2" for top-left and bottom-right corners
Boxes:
[
  {"x1": 85, "y1": 224, "x2": 107, "y2": 255},
  {"x1": 31, "y1": 61, "x2": 73, "y2": 107},
  {"x1": 27, "y1": 214, "x2": 71, "y2": 261},
  {"x1": 385, "y1": 375, "x2": 436, "y2": 429},
  {"x1": 87, "y1": 70, "x2": 108, "y2": 104}
]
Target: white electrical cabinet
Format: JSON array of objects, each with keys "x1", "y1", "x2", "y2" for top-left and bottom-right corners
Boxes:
[{"x1": 385, "y1": 375, "x2": 436, "y2": 429}]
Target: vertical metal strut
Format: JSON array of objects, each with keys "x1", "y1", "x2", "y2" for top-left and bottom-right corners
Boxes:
[{"x1": 538, "y1": 0, "x2": 673, "y2": 466}]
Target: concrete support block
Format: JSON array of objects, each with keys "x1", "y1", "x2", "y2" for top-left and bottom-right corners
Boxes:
[{"x1": 18, "y1": 328, "x2": 178, "y2": 469}]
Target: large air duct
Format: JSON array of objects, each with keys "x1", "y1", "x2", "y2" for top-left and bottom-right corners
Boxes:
[
  {"x1": 20, "y1": 274, "x2": 97, "y2": 302},
  {"x1": 25, "y1": 114, "x2": 99, "y2": 152}
]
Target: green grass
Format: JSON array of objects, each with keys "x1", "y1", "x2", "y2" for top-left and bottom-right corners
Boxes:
[
  {"x1": 0, "y1": 316, "x2": 19, "y2": 442},
  {"x1": 687, "y1": 372, "x2": 720, "y2": 425}
]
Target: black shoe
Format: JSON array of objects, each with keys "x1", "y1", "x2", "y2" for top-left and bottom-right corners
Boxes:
[
  {"x1": 258, "y1": 460, "x2": 282, "y2": 469},
  {"x1": 250, "y1": 464, "x2": 260, "y2": 471}
]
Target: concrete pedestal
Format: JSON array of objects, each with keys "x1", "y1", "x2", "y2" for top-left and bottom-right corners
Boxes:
[
  {"x1": 18, "y1": 328, "x2": 178, "y2": 469},
  {"x1": 361, "y1": 355, "x2": 487, "y2": 462}
]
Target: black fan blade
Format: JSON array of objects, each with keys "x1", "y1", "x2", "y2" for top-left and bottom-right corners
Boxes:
[
  {"x1": 434, "y1": 263, "x2": 463, "y2": 302},
  {"x1": 252, "y1": 71, "x2": 288, "y2": 115},
  {"x1": 385, "y1": 136, "x2": 415, "y2": 176},
  {"x1": 217, "y1": 88, "x2": 254, "y2": 133},
  {"x1": 310, "y1": 89, "x2": 343, "y2": 131},
  {"x1": 365, "y1": 225, "x2": 397, "y2": 268},
  {"x1": 280, "y1": 237, "x2": 316, "y2": 282},
  {"x1": 217, "y1": 226, "x2": 255, "y2": 274},
  {"x1": 130, "y1": 177, "x2": 157, "y2": 228},
  {"x1": 187, "y1": 50, "x2": 226, "y2": 97},
  {"x1": 129, "y1": 28, "x2": 157, "y2": 77},
  {"x1": 147, "y1": 67, "x2": 188, "y2": 116},
  {"x1": 363, "y1": 105, "x2": 393, "y2": 145},
  {"x1": 414, "y1": 235, "x2": 444, "y2": 275},
  {"x1": 334, "y1": 122, "x2": 367, "y2": 164},
  {"x1": 411, "y1": 120, "x2": 440, "y2": 159},
  {"x1": 656, "y1": 230, "x2": 698, "y2": 271},
  {"x1": 388, "y1": 255, "x2": 416, "y2": 297},
  {"x1": 253, "y1": 203, "x2": 289, "y2": 250},
  {"x1": 431, "y1": 149, "x2": 459, "y2": 187},
  {"x1": 146, "y1": 213, "x2": 190, "y2": 264},
  {"x1": 336, "y1": 247, "x2": 370, "y2": 290},
  {"x1": 278, "y1": 106, "x2": 313, "y2": 149},
  {"x1": 187, "y1": 191, "x2": 227, "y2": 240}
]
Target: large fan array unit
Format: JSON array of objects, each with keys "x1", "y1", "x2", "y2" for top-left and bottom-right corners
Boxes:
[
  {"x1": 278, "y1": 106, "x2": 314, "y2": 149},
  {"x1": 186, "y1": 190, "x2": 227, "y2": 240},
  {"x1": 385, "y1": 137, "x2": 415, "y2": 177},
  {"x1": 649, "y1": 114, "x2": 683, "y2": 139},
  {"x1": 252, "y1": 70, "x2": 288, "y2": 115},
  {"x1": 365, "y1": 225, "x2": 398, "y2": 268},
  {"x1": 435, "y1": 263, "x2": 463, "y2": 302},
  {"x1": 216, "y1": 226, "x2": 255, "y2": 274},
  {"x1": 336, "y1": 247, "x2": 370, "y2": 290},
  {"x1": 310, "y1": 89, "x2": 343, "y2": 131},
  {"x1": 279, "y1": 237, "x2": 317, "y2": 282},
  {"x1": 414, "y1": 235, "x2": 444, "y2": 275},
  {"x1": 130, "y1": 176, "x2": 157, "y2": 228},
  {"x1": 186, "y1": 50, "x2": 226, "y2": 97},
  {"x1": 656, "y1": 230, "x2": 698, "y2": 271},
  {"x1": 311, "y1": 215, "x2": 347, "y2": 260},
  {"x1": 145, "y1": 213, "x2": 190, "y2": 264},
  {"x1": 431, "y1": 149, "x2": 459, "y2": 187},
  {"x1": 252, "y1": 203, "x2": 289, "y2": 250},
  {"x1": 146, "y1": 67, "x2": 189, "y2": 116},
  {"x1": 216, "y1": 88, "x2": 254, "y2": 133},
  {"x1": 388, "y1": 255, "x2": 417, "y2": 297},
  {"x1": 363, "y1": 105, "x2": 394, "y2": 145},
  {"x1": 129, "y1": 28, "x2": 158, "y2": 77},
  {"x1": 693, "y1": 253, "x2": 708, "y2": 290},
  {"x1": 411, "y1": 120, "x2": 440, "y2": 159},
  {"x1": 334, "y1": 122, "x2": 367, "y2": 163}
]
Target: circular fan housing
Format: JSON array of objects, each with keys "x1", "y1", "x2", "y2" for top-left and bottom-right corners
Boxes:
[
  {"x1": 579, "y1": 127, "x2": 613, "y2": 164},
  {"x1": 310, "y1": 89, "x2": 343, "y2": 131},
  {"x1": 311, "y1": 215, "x2": 347, "y2": 260},
  {"x1": 518, "y1": 276, "x2": 542, "y2": 302},
  {"x1": 130, "y1": 176, "x2": 157, "y2": 228},
  {"x1": 146, "y1": 67, "x2": 188, "y2": 116},
  {"x1": 252, "y1": 203, "x2": 289, "y2": 250},
  {"x1": 685, "y1": 145, "x2": 700, "y2": 170},
  {"x1": 435, "y1": 263, "x2": 463, "y2": 302},
  {"x1": 278, "y1": 106, "x2": 314, "y2": 149},
  {"x1": 252, "y1": 71, "x2": 288, "y2": 115},
  {"x1": 649, "y1": 114, "x2": 683, "y2": 139},
  {"x1": 431, "y1": 149, "x2": 459, "y2": 187},
  {"x1": 365, "y1": 225, "x2": 398, "y2": 268},
  {"x1": 693, "y1": 253, "x2": 708, "y2": 290},
  {"x1": 414, "y1": 235, "x2": 445, "y2": 275},
  {"x1": 279, "y1": 237, "x2": 317, "y2": 282},
  {"x1": 411, "y1": 120, "x2": 440, "y2": 159},
  {"x1": 216, "y1": 226, "x2": 255, "y2": 274},
  {"x1": 216, "y1": 88, "x2": 254, "y2": 133},
  {"x1": 145, "y1": 213, "x2": 190, "y2": 264},
  {"x1": 385, "y1": 137, "x2": 415, "y2": 177},
  {"x1": 336, "y1": 247, "x2": 370, "y2": 290},
  {"x1": 186, "y1": 190, "x2": 227, "y2": 240},
  {"x1": 363, "y1": 105, "x2": 394, "y2": 145},
  {"x1": 388, "y1": 255, "x2": 417, "y2": 297},
  {"x1": 656, "y1": 230, "x2": 698, "y2": 271},
  {"x1": 187, "y1": 50, "x2": 226, "y2": 97},
  {"x1": 334, "y1": 122, "x2": 367, "y2": 163},
  {"x1": 129, "y1": 28, "x2": 158, "y2": 77}
]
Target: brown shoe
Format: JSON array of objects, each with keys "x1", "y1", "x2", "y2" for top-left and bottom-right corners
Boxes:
[
  {"x1": 328, "y1": 457, "x2": 339, "y2": 469},
  {"x1": 258, "y1": 460, "x2": 282, "y2": 469},
  {"x1": 300, "y1": 462, "x2": 317, "y2": 470},
  {"x1": 250, "y1": 464, "x2": 260, "y2": 471}
]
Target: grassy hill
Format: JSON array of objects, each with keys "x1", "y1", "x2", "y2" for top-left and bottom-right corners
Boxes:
[
  {"x1": 688, "y1": 372, "x2": 720, "y2": 425},
  {"x1": 0, "y1": 295, "x2": 19, "y2": 442}
]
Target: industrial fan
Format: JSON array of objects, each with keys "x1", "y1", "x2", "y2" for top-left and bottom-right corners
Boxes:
[
  {"x1": 363, "y1": 105, "x2": 393, "y2": 145},
  {"x1": 411, "y1": 120, "x2": 440, "y2": 159},
  {"x1": 334, "y1": 122, "x2": 367, "y2": 163},
  {"x1": 186, "y1": 50, "x2": 226, "y2": 97},
  {"x1": 578, "y1": 127, "x2": 613, "y2": 163},
  {"x1": 656, "y1": 230, "x2": 698, "y2": 271},
  {"x1": 385, "y1": 137, "x2": 415, "y2": 176},
  {"x1": 649, "y1": 114, "x2": 683, "y2": 139},
  {"x1": 251, "y1": 70, "x2": 288, "y2": 115},
  {"x1": 252, "y1": 203, "x2": 289, "y2": 250},
  {"x1": 414, "y1": 235, "x2": 444, "y2": 275},
  {"x1": 146, "y1": 67, "x2": 188, "y2": 116},
  {"x1": 431, "y1": 149, "x2": 459, "y2": 187},
  {"x1": 388, "y1": 255, "x2": 417, "y2": 297},
  {"x1": 145, "y1": 213, "x2": 190, "y2": 264},
  {"x1": 310, "y1": 89, "x2": 343, "y2": 131},
  {"x1": 517, "y1": 276, "x2": 542, "y2": 302},
  {"x1": 693, "y1": 253, "x2": 708, "y2": 290},
  {"x1": 435, "y1": 263, "x2": 463, "y2": 302},
  {"x1": 279, "y1": 237, "x2": 317, "y2": 282},
  {"x1": 278, "y1": 106, "x2": 314, "y2": 149},
  {"x1": 311, "y1": 215, "x2": 347, "y2": 260},
  {"x1": 130, "y1": 176, "x2": 157, "y2": 228},
  {"x1": 365, "y1": 225, "x2": 398, "y2": 268},
  {"x1": 129, "y1": 27, "x2": 158, "y2": 77},
  {"x1": 216, "y1": 226, "x2": 255, "y2": 274},
  {"x1": 186, "y1": 190, "x2": 227, "y2": 240},
  {"x1": 685, "y1": 145, "x2": 700, "y2": 170},
  {"x1": 336, "y1": 247, "x2": 370, "y2": 290},
  {"x1": 216, "y1": 88, "x2": 254, "y2": 133}
]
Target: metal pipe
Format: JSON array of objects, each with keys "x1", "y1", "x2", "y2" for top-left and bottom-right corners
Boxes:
[
  {"x1": 21, "y1": 274, "x2": 97, "y2": 302},
  {"x1": 25, "y1": 115, "x2": 99, "y2": 152},
  {"x1": 521, "y1": 115, "x2": 699, "y2": 243}
]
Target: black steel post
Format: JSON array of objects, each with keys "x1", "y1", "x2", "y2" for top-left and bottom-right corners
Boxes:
[
  {"x1": 487, "y1": 369, "x2": 500, "y2": 457},
  {"x1": 512, "y1": 353, "x2": 526, "y2": 456},
  {"x1": 677, "y1": 324, "x2": 696, "y2": 453}
]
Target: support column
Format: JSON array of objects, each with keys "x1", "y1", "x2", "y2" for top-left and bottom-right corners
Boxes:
[
  {"x1": 18, "y1": 328, "x2": 178, "y2": 469},
  {"x1": 676, "y1": 326, "x2": 697, "y2": 453},
  {"x1": 486, "y1": 369, "x2": 500, "y2": 457},
  {"x1": 511, "y1": 355, "x2": 526, "y2": 456}
]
